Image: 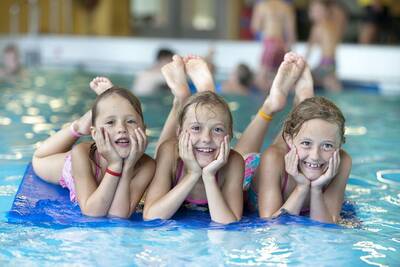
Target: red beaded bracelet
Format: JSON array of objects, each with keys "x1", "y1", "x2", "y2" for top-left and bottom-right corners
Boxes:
[{"x1": 105, "y1": 168, "x2": 122, "y2": 177}]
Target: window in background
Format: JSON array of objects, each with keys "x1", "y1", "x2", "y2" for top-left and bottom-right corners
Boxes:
[
  {"x1": 130, "y1": 0, "x2": 227, "y2": 39},
  {"x1": 182, "y1": 0, "x2": 215, "y2": 31},
  {"x1": 131, "y1": 0, "x2": 173, "y2": 37}
]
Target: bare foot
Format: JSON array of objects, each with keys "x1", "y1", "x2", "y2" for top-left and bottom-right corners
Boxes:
[
  {"x1": 293, "y1": 63, "x2": 314, "y2": 106},
  {"x1": 161, "y1": 55, "x2": 190, "y2": 105},
  {"x1": 89, "y1": 76, "x2": 114, "y2": 95},
  {"x1": 184, "y1": 55, "x2": 215, "y2": 92},
  {"x1": 262, "y1": 52, "x2": 305, "y2": 114},
  {"x1": 72, "y1": 110, "x2": 92, "y2": 136}
]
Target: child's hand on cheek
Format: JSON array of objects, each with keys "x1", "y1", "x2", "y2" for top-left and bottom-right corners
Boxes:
[
  {"x1": 179, "y1": 131, "x2": 202, "y2": 175},
  {"x1": 311, "y1": 149, "x2": 341, "y2": 189},
  {"x1": 285, "y1": 146, "x2": 310, "y2": 188},
  {"x1": 94, "y1": 127, "x2": 122, "y2": 165},
  {"x1": 124, "y1": 128, "x2": 147, "y2": 173},
  {"x1": 203, "y1": 135, "x2": 230, "y2": 179}
]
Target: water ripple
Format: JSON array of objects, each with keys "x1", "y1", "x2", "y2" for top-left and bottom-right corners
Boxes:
[
  {"x1": 0, "y1": 185, "x2": 18, "y2": 196},
  {"x1": 354, "y1": 241, "x2": 396, "y2": 267}
]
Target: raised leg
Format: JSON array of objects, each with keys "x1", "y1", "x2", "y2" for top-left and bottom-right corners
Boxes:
[
  {"x1": 156, "y1": 55, "x2": 190, "y2": 155},
  {"x1": 235, "y1": 52, "x2": 305, "y2": 156}
]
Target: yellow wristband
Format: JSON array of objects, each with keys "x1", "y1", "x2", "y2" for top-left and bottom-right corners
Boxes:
[{"x1": 258, "y1": 110, "x2": 273, "y2": 122}]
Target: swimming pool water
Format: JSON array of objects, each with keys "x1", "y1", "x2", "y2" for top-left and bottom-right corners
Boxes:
[{"x1": 0, "y1": 69, "x2": 399, "y2": 266}]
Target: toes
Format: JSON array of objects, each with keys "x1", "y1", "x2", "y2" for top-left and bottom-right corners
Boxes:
[
  {"x1": 172, "y1": 54, "x2": 182, "y2": 62},
  {"x1": 182, "y1": 56, "x2": 189, "y2": 63},
  {"x1": 295, "y1": 57, "x2": 305, "y2": 68},
  {"x1": 174, "y1": 55, "x2": 184, "y2": 66},
  {"x1": 284, "y1": 52, "x2": 297, "y2": 62}
]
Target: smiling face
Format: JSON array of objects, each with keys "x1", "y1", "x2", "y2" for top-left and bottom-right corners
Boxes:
[
  {"x1": 289, "y1": 118, "x2": 341, "y2": 180},
  {"x1": 180, "y1": 104, "x2": 230, "y2": 168},
  {"x1": 92, "y1": 94, "x2": 144, "y2": 159}
]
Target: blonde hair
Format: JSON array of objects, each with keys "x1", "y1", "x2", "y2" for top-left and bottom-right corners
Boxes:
[
  {"x1": 91, "y1": 86, "x2": 144, "y2": 126},
  {"x1": 283, "y1": 96, "x2": 346, "y2": 144},
  {"x1": 178, "y1": 91, "x2": 233, "y2": 136}
]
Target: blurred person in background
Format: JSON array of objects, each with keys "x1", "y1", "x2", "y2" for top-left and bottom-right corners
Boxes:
[
  {"x1": 220, "y1": 63, "x2": 255, "y2": 95},
  {"x1": 329, "y1": 0, "x2": 348, "y2": 42},
  {"x1": 0, "y1": 44, "x2": 21, "y2": 81},
  {"x1": 306, "y1": 0, "x2": 342, "y2": 92},
  {"x1": 251, "y1": 0, "x2": 297, "y2": 92},
  {"x1": 358, "y1": 0, "x2": 392, "y2": 44},
  {"x1": 131, "y1": 48, "x2": 174, "y2": 96}
]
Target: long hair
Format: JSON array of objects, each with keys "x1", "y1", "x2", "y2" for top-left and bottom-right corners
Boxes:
[
  {"x1": 282, "y1": 96, "x2": 346, "y2": 144},
  {"x1": 178, "y1": 91, "x2": 233, "y2": 137}
]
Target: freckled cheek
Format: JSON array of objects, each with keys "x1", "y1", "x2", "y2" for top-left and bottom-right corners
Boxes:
[
  {"x1": 127, "y1": 124, "x2": 139, "y2": 132},
  {"x1": 322, "y1": 151, "x2": 335, "y2": 161},
  {"x1": 295, "y1": 148, "x2": 308, "y2": 161},
  {"x1": 183, "y1": 132, "x2": 199, "y2": 145},
  {"x1": 100, "y1": 125, "x2": 112, "y2": 135},
  {"x1": 212, "y1": 134, "x2": 225, "y2": 145}
]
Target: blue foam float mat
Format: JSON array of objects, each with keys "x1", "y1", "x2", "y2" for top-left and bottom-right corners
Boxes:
[{"x1": 7, "y1": 163, "x2": 356, "y2": 229}]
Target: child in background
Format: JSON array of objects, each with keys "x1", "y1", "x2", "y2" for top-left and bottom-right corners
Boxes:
[
  {"x1": 251, "y1": 0, "x2": 297, "y2": 92},
  {"x1": 306, "y1": 0, "x2": 342, "y2": 92},
  {"x1": 0, "y1": 44, "x2": 21, "y2": 80},
  {"x1": 32, "y1": 77, "x2": 155, "y2": 218},
  {"x1": 237, "y1": 52, "x2": 352, "y2": 224},
  {"x1": 132, "y1": 48, "x2": 174, "y2": 96},
  {"x1": 221, "y1": 63, "x2": 254, "y2": 95},
  {"x1": 358, "y1": 0, "x2": 392, "y2": 44},
  {"x1": 143, "y1": 55, "x2": 244, "y2": 224}
]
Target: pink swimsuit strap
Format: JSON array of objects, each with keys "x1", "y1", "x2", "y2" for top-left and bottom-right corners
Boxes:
[{"x1": 174, "y1": 159, "x2": 217, "y2": 205}]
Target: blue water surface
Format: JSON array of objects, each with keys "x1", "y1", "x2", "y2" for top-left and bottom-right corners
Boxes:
[{"x1": 0, "y1": 69, "x2": 399, "y2": 266}]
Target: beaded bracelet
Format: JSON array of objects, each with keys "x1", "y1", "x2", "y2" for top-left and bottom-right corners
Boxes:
[{"x1": 105, "y1": 168, "x2": 122, "y2": 177}]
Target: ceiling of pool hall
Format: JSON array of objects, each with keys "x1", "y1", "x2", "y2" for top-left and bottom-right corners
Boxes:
[{"x1": 0, "y1": 0, "x2": 399, "y2": 43}]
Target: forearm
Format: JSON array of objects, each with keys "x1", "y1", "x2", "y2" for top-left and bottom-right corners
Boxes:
[
  {"x1": 80, "y1": 177, "x2": 120, "y2": 217},
  {"x1": 144, "y1": 173, "x2": 200, "y2": 220},
  {"x1": 203, "y1": 175, "x2": 239, "y2": 224},
  {"x1": 274, "y1": 185, "x2": 309, "y2": 216},
  {"x1": 107, "y1": 174, "x2": 132, "y2": 218},
  {"x1": 156, "y1": 100, "x2": 180, "y2": 156},
  {"x1": 80, "y1": 163, "x2": 122, "y2": 217},
  {"x1": 310, "y1": 188, "x2": 334, "y2": 223}
]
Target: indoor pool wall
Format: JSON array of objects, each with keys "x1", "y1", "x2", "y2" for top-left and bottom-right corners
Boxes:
[
  {"x1": 0, "y1": 68, "x2": 399, "y2": 266},
  {"x1": 1, "y1": 35, "x2": 400, "y2": 95}
]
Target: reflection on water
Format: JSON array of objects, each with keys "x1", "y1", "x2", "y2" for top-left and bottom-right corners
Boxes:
[
  {"x1": 0, "y1": 69, "x2": 399, "y2": 265},
  {"x1": 0, "y1": 117, "x2": 12, "y2": 125}
]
